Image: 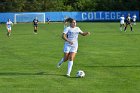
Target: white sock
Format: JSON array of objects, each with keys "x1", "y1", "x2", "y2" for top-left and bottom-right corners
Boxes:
[
  {"x1": 120, "y1": 27, "x2": 122, "y2": 31},
  {"x1": 59, "y1": 58, "x2": 64, "y2": 65},
  {"x1": 67, "y1": 61, "x2": 73, "y2": 76}
]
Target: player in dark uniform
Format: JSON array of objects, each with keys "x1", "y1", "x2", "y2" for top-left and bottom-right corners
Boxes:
[
  {"x1": 46, "y1": 17, "x2": 50, "y2": 24},
  {"x1": 124, "y1": 14, "x2": 133, "y2": 32},
  {"x1": 33, "y1": 17, "x2": 39, "y2": 34}
]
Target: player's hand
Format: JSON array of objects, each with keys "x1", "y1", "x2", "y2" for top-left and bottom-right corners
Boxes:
[
  {"x1": 67, "y1": 41, "x2": 73, "y2": 45},
  {"x1": 69, "y1": 41, "x2": 73, "y2": 45}
]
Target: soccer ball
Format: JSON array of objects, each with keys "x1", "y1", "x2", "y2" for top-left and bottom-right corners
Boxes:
[{"x1": 76, "y1": 70, "x2": 85, "y2": 78}]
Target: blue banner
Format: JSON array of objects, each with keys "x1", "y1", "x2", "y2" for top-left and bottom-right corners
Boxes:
[
  {"x1": 0, "y1": 11, "x2": 139, "y2": 22},
  {"x1": 45, "y1": 11, "x2": 139, "y2": 21}
]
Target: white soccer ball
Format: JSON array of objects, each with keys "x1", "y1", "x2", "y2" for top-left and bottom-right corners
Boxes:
[{"x1": 76, "y1": 70, "x2": 85, "y2": 78}]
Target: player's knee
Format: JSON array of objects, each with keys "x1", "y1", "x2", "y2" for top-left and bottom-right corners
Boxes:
[
  {"x1": 68, "y1": 56, "x2": 75, "y2": 61},
  {"x1": 63, "y1": 57, "x2": 68, "y2": 62}
]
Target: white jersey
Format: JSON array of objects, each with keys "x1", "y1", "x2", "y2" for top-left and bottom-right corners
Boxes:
[
  {"x1": 63, "y1": 26, "x2": 83, "y2": 53},
  {"x1": 6, "y1": 21, "x2": 13, "y2": 28},
  {"x1": 63, "y1": 26, "x2": 83, "y2": 44},
  {"x1": 120, "y1": 16, "x2": 125, "y2": 24},
  {"x1": 132, "y1": 15, "x2": 136, "y2": 22}
]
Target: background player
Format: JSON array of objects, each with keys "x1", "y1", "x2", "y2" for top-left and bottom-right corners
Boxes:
[
  {"x1": 33, "y1": 17, "x2": 39, "y2": 34},
  {"x1": 120, "y1": 14, "x2": 125, "y2": 31},
  {"x1": 132, "y1": 14, "x2": 137, "y2": 25},
  {"x1": 124, "y1": 14, "x2": 133, "y2": 32},
  {"x1": 57, "y1": 18, "x2": 90, "y2": 77},
  {"x1": 46, "y1": 17, "x2": 50, "y2": 24},
  {"x1": 6, "y1": 19, "x2": 13, "y2": 37}
]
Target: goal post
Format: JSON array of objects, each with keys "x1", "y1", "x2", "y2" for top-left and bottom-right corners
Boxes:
[{"x1": 14, "y1": 13, "x2": 45, "y2": 24}]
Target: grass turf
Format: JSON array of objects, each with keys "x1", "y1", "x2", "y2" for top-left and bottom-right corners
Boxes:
[{"x1": 0, "y1": 22, "x2": 140, "y2": 93}]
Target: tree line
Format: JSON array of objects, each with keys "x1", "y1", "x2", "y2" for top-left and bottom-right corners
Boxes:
[{"x1": 0, "y1": 0, "x2": 140, "y2": 12}]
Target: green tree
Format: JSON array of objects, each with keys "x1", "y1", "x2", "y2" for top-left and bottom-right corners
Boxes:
[{"x1": 0, "y1": 0, "x2": 140, "y2": 12}]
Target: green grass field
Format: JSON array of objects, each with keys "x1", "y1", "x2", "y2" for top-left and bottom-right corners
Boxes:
[{"x1": 0, "y1": 22, "x2": 140, "y2": 93}]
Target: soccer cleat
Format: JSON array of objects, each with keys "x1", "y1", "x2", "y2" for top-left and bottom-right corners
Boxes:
[
  {"x1": 66, "y1": 74, "x2": 70, "y2": 77},
  {"x1": 57, "y1": 62, "x2": 62, "y2": 68},
  {"x1": 7, "y1": 33, "x2": 10, "y2": 37}
]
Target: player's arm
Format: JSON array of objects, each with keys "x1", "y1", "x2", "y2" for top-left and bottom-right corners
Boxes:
[
  {"x1": 80, "y1": 32, "x2": 90, "y2": 36},
  {"x1": 62, "y1": 33, "x2": 73, "y2": 45}
]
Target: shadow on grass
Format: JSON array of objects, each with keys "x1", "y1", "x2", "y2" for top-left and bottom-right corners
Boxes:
[
  {"x1": 85, "y1": 65, "x2": 140, "y2": 68},
  {"x1": 0, "y1": 72, "x2": 64, "y2": 76},
  {"x1": 0, "y1": 72, "x2": 80, "y2": 78},
  {"x1": 13, "y1": 33, "x2": 33, "y2": 35}
]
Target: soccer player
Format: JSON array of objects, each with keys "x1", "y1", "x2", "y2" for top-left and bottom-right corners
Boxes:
[
  {"x1": 6, "y1": 19, "x2": 13, "y2": 37},
  {"x1": 57, "y1": 18, "x2": 90, "y2": 77},
  {"x1": 33, "y1": 17, "x2": 39, "y2": 34},
  {"x1": 120, "y1": 14, "x2": 125, "y2": 31},
  {"x1": 46, "y1": 17, "x2": 50, "y2": 24},
  {"x1": 124, "y1": 14, "x2": 133, "y2": 32},
  {"x1": 132, "y1": 14, "x2": 137, "y2": 25}
]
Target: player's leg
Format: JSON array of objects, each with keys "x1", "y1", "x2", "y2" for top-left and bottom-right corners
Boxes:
[
  {"x1": 57, "y1": 44, "x2": 70, "y2": 68},
  {"x1": 34, "y1": 26, "x2": 36, "y2": 33},
  {"x1": 132, "y1": 20, "x2": 136, "y2": 25},
  {"x1": 66, "y1": 45, "x2": 78, "y2": 76},
  {"x1": 7, "y1": 31, "x2": 10, "y2": 36},
  {"x1": 123, "y1": 24, "x2": 125, "y2": 30},
  {"x1": 36, "y1": 26, "x2": 38, "y2": 33},
  {"x1": 130, "y1": 24, "x2": 133, "y2": 31},
  {"x1": 57, "y1": 53, "x2": 69, "y2": 68},
  {"x1": 66, "y1": 52, "x2": 76, "y2": 76},
  {"x1": 48, "y1": 20, "x2": 50, "y2": 24},
  {"x1": 34, "y1": 26, "x2": 38, "y2": 34},
  {"x1": 124, "y1": 24, "x2": 128, "y2": 32},
  {"x1": 134, "y1": 21, "x2": 136, "y2": 25},
  {"x1": 7, "y1": 28, "x2": 11, "y2": 36},
  {"x1": 132, "y1": 20, "x2": 134, "y2": 25},
  {"x1": 7, "y1": 28, "x2": 9, "y2": 36},
  {"x1": 120, "y1": 24, "x2": 122, "y2": 31}
]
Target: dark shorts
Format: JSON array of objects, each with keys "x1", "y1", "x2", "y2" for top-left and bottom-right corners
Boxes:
[
  {"x1": 126, "y1": 21, "x2": 131, "y2": 25},
  {"x1": 34, "y1": 25, "x2": 38, "y2": 27}
]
